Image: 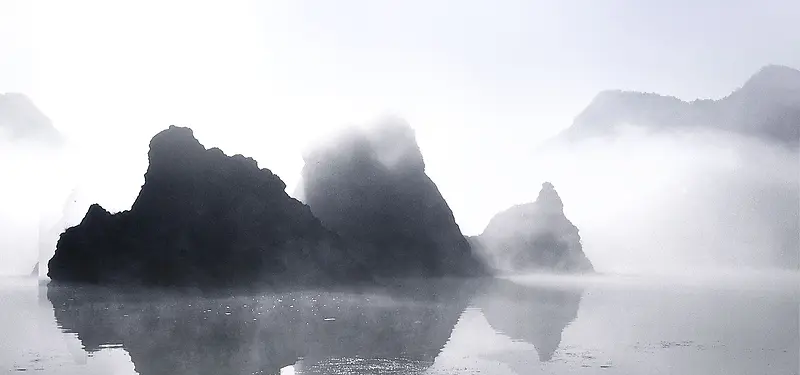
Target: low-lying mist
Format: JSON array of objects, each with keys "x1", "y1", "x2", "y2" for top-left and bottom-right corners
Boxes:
[
  {"x1": 2, "y1": 119, "x2": 797, "y2": 277},
  {"x1": 0, "y1": 139, "x2": 87, "y2": 275},
  {"x1": 531, "y1": 125, "x2": 798, "y2": 274}
]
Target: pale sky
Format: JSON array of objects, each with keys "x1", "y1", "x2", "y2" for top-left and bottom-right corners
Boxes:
[{"x1": 2, "y1": 0, "x2": 799, "y2": 238}]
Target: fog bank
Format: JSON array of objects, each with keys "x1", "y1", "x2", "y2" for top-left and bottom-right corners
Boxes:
[{"x1": 531, "y1": 126, "x2": 798, "y2": 273}]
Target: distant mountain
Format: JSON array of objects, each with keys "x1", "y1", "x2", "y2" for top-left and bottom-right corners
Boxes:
[
  {"x1": 470, "y1": 182, "x2": 593, "y2": 273},
  {"x1": 300, "y1": 117, "x2": 486, "y2": 278},
  {"x1": 541, "y1": 65, "x2": 799, "y2": 270},
  {"x1": 556, "y1": 65, "x2": 800, "y2": 148},
  {"x1": 48, "y1": 126, "x2": 368, "y2": 287},
  {"x1": 0, "y1": 93, "x2": 63, "y2": 145}
]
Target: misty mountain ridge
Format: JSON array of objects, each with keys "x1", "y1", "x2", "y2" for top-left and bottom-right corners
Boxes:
[
  {"x1": 535, "y1": 64, "x2": 799, "y2": 271},
  {"x1": 558, "y1": 65, "x2": 800, "y2": 148}
]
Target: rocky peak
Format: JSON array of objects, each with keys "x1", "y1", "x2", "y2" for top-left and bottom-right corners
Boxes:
[
  {"x1": 536, "y1": 182, "x2": 564, "y2": 214},
  {"x1": 80, "y1": 204, "x2": 112, "y2": 226},
  {"x1": 364, "y1": 116, "x2": 425, "y2": 172},
  {"x1": 304, "y1": 117, "x2": 425, "y2": 174},
  {"x1": 739, "y1": 65, "x2": 800, "y2": 93},
  {"x1": 148, "y1": 125, "x2": 205, "y2": 156}
]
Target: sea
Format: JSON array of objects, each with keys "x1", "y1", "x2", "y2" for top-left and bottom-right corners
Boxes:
[{"x1": 1, "y1": 271, "x2": 798, "y2": 375}]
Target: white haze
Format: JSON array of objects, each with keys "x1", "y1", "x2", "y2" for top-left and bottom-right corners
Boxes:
[
  {"x1": 529, "y1": 126, "x2": 798, "y2": 274},
  {"x1": 0, "y1": 140, "x2": 74, "y2": 274},
  {"x1": 1, "y1": 0, "x2": 799, "y2": 276},
  {"x1": 2, "y1": 116, "x2": 798, "y2": 277}
]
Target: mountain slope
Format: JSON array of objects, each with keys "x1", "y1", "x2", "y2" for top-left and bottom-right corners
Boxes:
[
  {"x1": 558, "y1": 65, "x2": 800, "y2": 148},
  {"x1": 300, "y1": 117, "x2": 485, "y2": 277},
  {"x1": 539, "y1": 65, "x2": 799, "y2": 271}
]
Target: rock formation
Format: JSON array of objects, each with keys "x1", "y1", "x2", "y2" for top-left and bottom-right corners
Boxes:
[
  {"x1": 558, "y1": 65, "x2": 800, "y2": 148},
  {"x1": 46, "y1": 278, "x2": 476, "y2": 375},
  {"x1": 300, "y1": 117, "x2": 485, "y2": 277},
  {"x1": 48, "y1": 126, "x2": 367, "y2": 287},
  {"x1": 471, "y1": 182, "x2": 593, "y2": 273}
]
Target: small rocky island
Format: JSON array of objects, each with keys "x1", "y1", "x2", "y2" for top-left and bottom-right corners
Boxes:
[
  {"x1": 300, "y1": 118, "x2": 485, "y2": 277},
  {"x1": 470, "y1": 182, "x2": 593, "y2": 273},
  {"x1": 48, "y1": 126, "x2": 367, "y2": 287}
]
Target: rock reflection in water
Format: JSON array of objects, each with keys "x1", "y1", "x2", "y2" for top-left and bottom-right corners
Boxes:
[
  {"x1": 473, "y1": 278, "x2": 583, "y2": 361},
  {"x1": 46, "y1": 279, "x2": 477, "y2": 375}
]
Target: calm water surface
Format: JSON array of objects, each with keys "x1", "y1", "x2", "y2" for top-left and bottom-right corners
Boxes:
[{"x1": 1, "y1": 273, "x2": 797, "y2": 374}]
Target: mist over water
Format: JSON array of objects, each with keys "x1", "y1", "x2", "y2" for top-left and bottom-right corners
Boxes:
[
  {"x1": 2, "y1": 2, "x2": 799, "y2": 374},
  {"x1": 1, "y1": 272, "x2": 797, "y2": 374}
]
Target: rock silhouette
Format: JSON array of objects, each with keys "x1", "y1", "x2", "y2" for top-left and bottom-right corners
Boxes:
[
  {"x1": 46, "y1": 278, "x2": 476, "y2": 375},
  {"x1": 48, "y1": 126, "x2": 366, "y2": 287},
  {"x1": 473, "y1": 278, "x2": 583, "y2": 362},
  {"x1": 472, "y1": 182, "x2": 593, "y2": 273},
  {"x1": 300, "y1": 117, "x2": 485, "y2": 278},
  {"x1": 558, "y1": 65, "x2": 800, "y2": 148}
]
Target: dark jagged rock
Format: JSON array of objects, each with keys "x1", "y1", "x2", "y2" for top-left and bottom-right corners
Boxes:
[
  {"x1": 300, "y1": 117, "x2": 485, "y2": 278},
  {"x1": 473, "y1": 278, "x2": 583, "y2": 362},
  {"x1": 46, "y1": 278, "x2": 476, "y2": 375},
  {"x1": 558, "y1": 65, "x2": 800, "y2": 148},
  {"x1": 0, "y1": 93, "x2": 63, "y2": 146},
  {"x1": 48, "y1": 126, "x2": 366, "y2": 287},
  {"x1": 472, "y1": 182, "x2": 593, "y2": 273}
]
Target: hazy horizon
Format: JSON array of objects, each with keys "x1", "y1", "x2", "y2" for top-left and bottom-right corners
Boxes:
[
  {"x1": 1, "y1": 0, "x2": 799, "y2": 275},
  {"x1": 1, "y1": 3, "x2": 799, "y2": 374}
]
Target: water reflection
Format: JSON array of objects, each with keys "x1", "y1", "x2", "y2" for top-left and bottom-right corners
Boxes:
[
  {"x1": 46, "y1": 279, "x2": 478, "y2": 375},
  {"x1": 473, "y1": 277, "x2": 583, "y2": 361}
]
